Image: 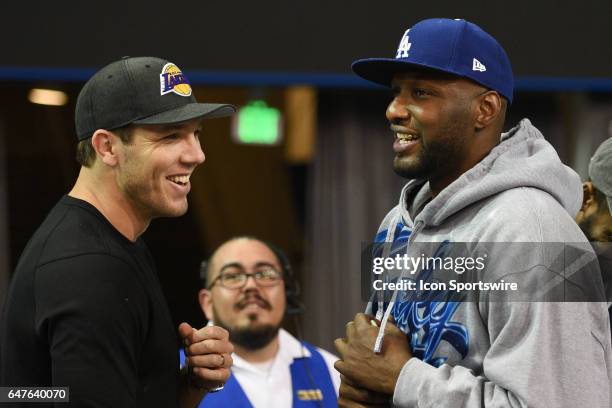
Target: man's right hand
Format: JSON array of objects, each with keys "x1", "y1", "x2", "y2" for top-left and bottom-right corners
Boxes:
[{"x1": 334, "y1": 313, "x2": 411, "y2": 395}]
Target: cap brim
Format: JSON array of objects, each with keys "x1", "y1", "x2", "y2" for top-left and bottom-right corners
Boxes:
[
  {"x1": 133, "y1": 102, "x2": 236, "y2": 125},
  {"x1": 352, "y1": 58, "x2": 462, "y2": 87}
]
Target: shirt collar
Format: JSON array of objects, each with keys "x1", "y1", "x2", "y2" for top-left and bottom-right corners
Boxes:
[{"x1": 231, "y1": 328, "x2": 311, "y2": 373}]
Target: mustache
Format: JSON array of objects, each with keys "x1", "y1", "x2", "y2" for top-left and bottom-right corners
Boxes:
[
  {"x1": 390, "y1": 124, "x2": 419, "y2": 134},
  {"x1": 235, "y1": 292, "x2": 272, "y2": 311}
]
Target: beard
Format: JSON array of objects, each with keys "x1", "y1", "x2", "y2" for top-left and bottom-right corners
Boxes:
[
  {"x1": 578, "y1": 211, "x2": 612, "y2": 242},
  {"x1": 212, "y1": 302, "x2": 281, "y2": 351},
  {"x1": 117, "y1": 154, "x2": 188, "y2": 220},
  {"x1": 393, "y1": 138, "x2": 455, "y2": 180},
  {"x1": 392, "y1": 108, "x2": 470, "y2": 180},
  {"x1": 227, "y1": 324, "x2": 280, "y2": 351}
]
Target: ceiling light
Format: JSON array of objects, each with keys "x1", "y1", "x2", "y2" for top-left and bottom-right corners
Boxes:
[{"x1": 28, "y1": 88, "x2": 68, "y2": 106}]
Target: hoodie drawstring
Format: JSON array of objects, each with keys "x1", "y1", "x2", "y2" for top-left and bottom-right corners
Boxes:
[
  {"x1": 375, "y1": 213, "x2": 402, "y2": 322},
  {"x1": 373, "y1": 219, "x2": 425, "y2": 353}
]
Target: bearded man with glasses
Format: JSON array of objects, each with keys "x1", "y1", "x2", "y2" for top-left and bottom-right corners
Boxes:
[{"x1": 183, "y1": 236, "x2": 340, "y2": 408}]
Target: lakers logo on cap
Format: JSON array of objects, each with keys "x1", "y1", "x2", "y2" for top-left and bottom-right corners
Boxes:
[{"x1": 160, "y1": 63, "x2": 192, "y2": 97}]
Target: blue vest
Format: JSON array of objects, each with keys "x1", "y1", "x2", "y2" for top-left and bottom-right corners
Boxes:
[{"x1": 179, "y1": 342, "x2": 337, "y2": 407}]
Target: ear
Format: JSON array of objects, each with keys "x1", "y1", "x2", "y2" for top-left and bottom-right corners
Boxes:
[
  {"x1": 474, "y1": 91, "x2": 502, "y2": 131},
  {"x1": 198, "y1": 288, "x2": 213, "y2": 320},
  {"x1": 581, "y1": 181, "x2": 596, "y2": 212},
  {"x1": 91, "y1": 129, "x2": 121, "y2": 166}
]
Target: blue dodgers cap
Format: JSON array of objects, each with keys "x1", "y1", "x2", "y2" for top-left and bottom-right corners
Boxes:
[{"x1": 352, "y1": 18, "x2": 514, "y2": 103}]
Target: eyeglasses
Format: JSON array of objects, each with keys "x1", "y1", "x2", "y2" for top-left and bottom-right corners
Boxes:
[{"x1": 208, "y1": 266, "x2": 283, "y2": 289}]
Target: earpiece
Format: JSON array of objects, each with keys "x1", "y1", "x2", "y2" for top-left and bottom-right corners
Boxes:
[{"x1": 264, "y1": 241, "x2": 304, "y2": 315}]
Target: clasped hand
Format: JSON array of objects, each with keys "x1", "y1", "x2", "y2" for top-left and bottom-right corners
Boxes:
[{"x1": 334, "y1": 313, "x2": 412, "y2": 407}]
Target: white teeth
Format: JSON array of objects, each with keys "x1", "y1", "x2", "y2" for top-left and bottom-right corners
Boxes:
[
  {"x1": 397, "y1": 133, "x2": 418, "y2": 141},
  {"x1": 167, "y1": 175, "x2": 190, "y2": 185}
]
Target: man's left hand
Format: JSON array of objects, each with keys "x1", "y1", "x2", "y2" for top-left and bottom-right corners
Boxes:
[
  {"x1": 179, "y1": 322, "x2": 234, "y2": 391},
  {"x1": 338, "y1": 374, "x2": 392, "y2": 407},
  {"x1": 334, "y1": 313, "x2": 412, "y2": 395}
]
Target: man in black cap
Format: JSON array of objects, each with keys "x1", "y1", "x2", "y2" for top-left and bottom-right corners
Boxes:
[
  {"x1": 334, "y1": 18, "x2": 611, "y2": 407},
  {"x1": 1, "y1": 57, "x2": 235, "y2": 407}
]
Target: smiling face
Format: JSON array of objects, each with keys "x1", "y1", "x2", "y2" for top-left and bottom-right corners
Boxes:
[
  {"x1": 200, "y1": 238, "x2": 286, "y2": 350},
  {"x1": 114, "y1": 118, "x2": 205, "y2": 220},
  {"x1": 386, "y1": 70, "x2": 487, "y2": 188}
]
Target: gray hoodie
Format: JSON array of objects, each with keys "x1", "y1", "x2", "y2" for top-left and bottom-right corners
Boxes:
[{"x1": 368, "y1": 119, "x2": 612, "y2": 407}]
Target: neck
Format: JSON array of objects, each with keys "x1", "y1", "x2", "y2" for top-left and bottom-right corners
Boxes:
[
  {"x1": 234, "y1": 334, "x2": 280, "y2": 364},
  {"x1": 69, "y1": 167, "x2": 150, "y2": 242},
  {"x1": 429, "y1": 130, "x2": 499, "y2": 197}
]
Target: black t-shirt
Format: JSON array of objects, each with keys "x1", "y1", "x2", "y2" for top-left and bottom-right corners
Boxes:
[{"x1": 0, "y1": 196, "x2": 179, "y2": 407}]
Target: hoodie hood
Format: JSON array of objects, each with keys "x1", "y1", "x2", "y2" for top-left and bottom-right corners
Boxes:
[{"x1": 398, "y1": 118, "x2": 582, "y2": 227}]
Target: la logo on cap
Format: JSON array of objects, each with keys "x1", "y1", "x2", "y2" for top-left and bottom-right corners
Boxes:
[
  {"x1": 396, "y1": 29, "x2": 412, "y2": 59},
  {"x1": 472, "y1": 58, "x2": 486, "y2": 72},
  {"x1": 160, "y1": 62, "x2": 192, "y2": 97}
]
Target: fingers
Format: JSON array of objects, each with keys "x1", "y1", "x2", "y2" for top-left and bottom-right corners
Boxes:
[
  {"x1": 180, "y1": 323, "x2": 234, "y2": 392},
  {"x1": 180, "y1": 323, "x2": 230, "y2": 343},
  {"x1": 340, "y1": 374, "x2": 359, "y2": 388},
  {"x1": 339, "y1": 387, "x2": 388, "y2": 405},
  {"x1": 186, "y1": 337, "x2": 234, "y2": 356},
  {"x1": 180, "y1": 323, "x2": 234, "y2": 357},
  {"x1": 340, "y1": 381, "x2": 370, "y2": 402},
  {"x1": 339, "y1": 376, "x2": 389, "y2": 404},
  {"x1": 351, "y1": 312, "x2": 400, "y2": 337},
  {"x1": 346, "y1": 313, "x2": 376, "y2": 329},
  {"x1": 334, "y1": 359, "x2": 349, "y2": 377},
  {"x1": 191, "y1": 366, "x2": 231, "y2": 385},
  {"x1": 345, "y1": 320, "x2": 356, "y2": 338},
  {"x1": 178, "y1": 322, "x2": 195, "y2": 342},
  {"x1": 338, "y1": 398, "x2": 366, "y2": 408},
  {"x1": 193, "y1": 325, "x2": 230, "y2": 342},
  {"x1": 186, "y1": 353, "x2": 233, "y2": 369},
  {"x1": 334, "y1": 337, "x2": 348, "y2": 358},
  {"x1": 345, "y1": 314, "x2": 379, "y2": 340},
  {"x1": 338, "y1": 397, "x2": 390, "y2": 408},
  {"x1": 353, "y1": 313, "x2": 373, "y2": 326}
]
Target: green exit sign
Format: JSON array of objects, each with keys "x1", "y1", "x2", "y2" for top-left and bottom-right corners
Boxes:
[{"x1": 232, "y1": 100, "x2": 282, "y2": 145}]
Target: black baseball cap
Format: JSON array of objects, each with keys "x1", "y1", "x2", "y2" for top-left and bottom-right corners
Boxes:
[{"x1": 75, "y1": 56, "x2": 235, "y2": 140}]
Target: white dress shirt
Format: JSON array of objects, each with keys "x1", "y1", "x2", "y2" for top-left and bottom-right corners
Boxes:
[{"x1": 231, "y1": 329, "x2": 340, "y2": 408}]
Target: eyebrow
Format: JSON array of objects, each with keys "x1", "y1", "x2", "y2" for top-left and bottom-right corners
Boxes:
[
  {"x1": 169, "y1": 125, "x2": 202, "y2": 132},
  {"x1": 219, "y1": 261, "x2": 278, "y2": 272},
  {"x1": 151, "y1": 122, "x2": 203, "y2": 133},
  {"x1": 392, "y1": 70, "x2": 461, "y2": 85}
]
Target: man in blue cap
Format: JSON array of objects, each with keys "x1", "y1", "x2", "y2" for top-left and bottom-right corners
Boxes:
[{"x1": 334, "y1": 18, "x2": 611, "y2": 407}]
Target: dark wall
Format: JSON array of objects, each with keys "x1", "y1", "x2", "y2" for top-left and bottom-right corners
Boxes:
[{"x1": 2, "y1": 0, "x2": 611, "y2": 78}]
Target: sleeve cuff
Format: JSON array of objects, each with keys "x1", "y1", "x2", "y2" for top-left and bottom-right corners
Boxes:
[{"x1": 392, "y1": 358, "x2": 438, "y2": 407}]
